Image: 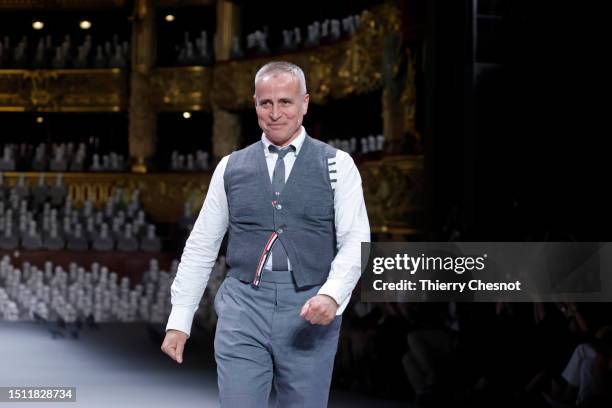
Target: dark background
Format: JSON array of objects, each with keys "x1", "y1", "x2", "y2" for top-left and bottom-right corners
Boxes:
[{"x1": 426, "y1": 0, "x2": 608, "y2": 243}]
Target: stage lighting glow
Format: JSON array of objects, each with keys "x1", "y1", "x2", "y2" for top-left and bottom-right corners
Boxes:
[
  {"x1": 32, "y1": 21, "x2": 44, "y2": 30},
  {"x1": 182, "y1": 112, "x2": 191, "y2": 119},
  {"x1": 80, "y1": 20, "x2": 92, "y2": 30},
  {"x1": 165, "y1": 14, "x2": 175, "y2": 22}
]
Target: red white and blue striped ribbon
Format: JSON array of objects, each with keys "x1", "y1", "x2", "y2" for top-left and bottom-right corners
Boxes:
[{"x1": 252, "y1": 231, "x2": 280, "y2": 288}]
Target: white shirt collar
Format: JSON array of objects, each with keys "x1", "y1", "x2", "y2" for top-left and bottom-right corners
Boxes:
[{"x1": 261, "y1": 126, "x2": 306, "y2": 156}]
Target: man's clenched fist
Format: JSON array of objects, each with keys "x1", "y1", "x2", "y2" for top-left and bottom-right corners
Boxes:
[
  {"x1": 300, "y1": 294, "x2": 339, "y2": 325},
  {"x1": 161, "y1": 329, "x2": 188, "y2": 364}
]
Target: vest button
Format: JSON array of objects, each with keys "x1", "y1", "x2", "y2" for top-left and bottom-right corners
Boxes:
[
  {"x1": 275, "y1": 204, "x2": 282, "y2": 210},
  {"x1": 277, "y1": 227, "x2": 284, "y2": 234}
]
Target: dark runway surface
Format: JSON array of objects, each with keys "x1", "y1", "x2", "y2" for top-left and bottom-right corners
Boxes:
[{"x1": 0, "y1": 322, "x2": 407, "y2": 407}]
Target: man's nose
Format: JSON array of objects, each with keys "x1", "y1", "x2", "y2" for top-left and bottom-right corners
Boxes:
[{"x1": 270, "y1": 105, "x2": 281, "y2": 120}]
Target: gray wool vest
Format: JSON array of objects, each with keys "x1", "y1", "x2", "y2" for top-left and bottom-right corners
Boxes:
[{"x1": 223, "y1": 134, "x2": 337, "y2": 287}]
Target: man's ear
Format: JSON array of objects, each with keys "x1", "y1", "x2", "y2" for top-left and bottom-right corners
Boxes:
[{"x1": 302, "y1": 93, "x2": 310, "y2": 115}]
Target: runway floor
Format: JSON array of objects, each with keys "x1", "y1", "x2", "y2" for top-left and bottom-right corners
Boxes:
[{"x1": 0, "y1": 321, "x2": 408, "y2": 407}]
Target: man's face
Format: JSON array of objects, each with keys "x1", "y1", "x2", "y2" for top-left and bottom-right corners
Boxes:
[{"x1": 254, "y1": 72, "x2": 309, "y2": 147}]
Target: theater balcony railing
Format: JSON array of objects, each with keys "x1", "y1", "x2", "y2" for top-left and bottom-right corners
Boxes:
[
  {"x1": 2, "y1": 153, "x2": 421, "y2": 239},
  {"x1": 1, "y1": 171, "x2": 210, "y2": 224},
  {"x1": 149, "y1": 66, "x2": 213, "y2": 112},
  {"x1": 0, "y1": 68, "x2": 127, "y2": 112}
]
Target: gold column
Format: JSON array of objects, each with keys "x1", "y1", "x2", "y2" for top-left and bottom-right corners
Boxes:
[
  {"x1": 215, "y1": 0, "x2": 241, "y2": 61},
  {"x1": 383, "y1": 48, "x2": 419, "y2": 154},
  {"x1": 129, "y1": 0, "x2": 157, "y2": 173},
  {"x1": 212, "y1": 0, "x2": 242, "y2": 160},
  {"x1": 382, "y1": 88, "x2": 405, "y2": 154},
  {"x1": 212, "y1": 106, "x2": 241, "y2": 160}
]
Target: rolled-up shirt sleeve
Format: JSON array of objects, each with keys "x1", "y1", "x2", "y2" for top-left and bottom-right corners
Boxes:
[
  {"x1": 165, "y1": 156, "x2": 229, "y2": 337},
  {"x1": 317, "y1": 151, "x2": 370, "y2": 314}
]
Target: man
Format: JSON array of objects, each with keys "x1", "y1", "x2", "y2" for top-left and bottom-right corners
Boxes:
[{"x1": 161, "y1": 61, "x2": 370, "y2": 407}]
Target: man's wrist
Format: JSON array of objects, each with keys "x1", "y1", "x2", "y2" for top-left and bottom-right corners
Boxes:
[
  {"x1": 319, "y1": 294, "x2": 339, "y2": 308},
  {"x1": 166, "y1": 329, "x2": 188, "y2": 338}
]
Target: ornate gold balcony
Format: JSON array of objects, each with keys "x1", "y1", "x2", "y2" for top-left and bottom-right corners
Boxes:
[
  {"x1": 212, "y1": 3, "x2": 400, "y2": 110},
  {"x1": 0, "y1": 69, "x2": 127, "y2": 112},
  {"x1": 149, "y1": 66, "x2": 213, "y2": 112}
]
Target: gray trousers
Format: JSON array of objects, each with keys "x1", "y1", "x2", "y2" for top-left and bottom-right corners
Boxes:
[{"x1": 214, "y1": 271, "x2": 342, "y2": 408}]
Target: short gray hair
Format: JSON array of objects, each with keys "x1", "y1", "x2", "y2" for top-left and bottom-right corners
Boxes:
[{"x1": 254, "y1": 61, "x2": 307, "y2": 95}]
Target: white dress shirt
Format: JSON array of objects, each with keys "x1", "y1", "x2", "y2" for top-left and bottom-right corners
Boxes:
[{"x1": 166, "y1": 127, "x2": 371, "y2": 336}]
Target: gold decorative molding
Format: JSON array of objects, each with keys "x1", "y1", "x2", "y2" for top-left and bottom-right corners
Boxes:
[
  {"x1": 0, "y1": 70, "x2": 28, "y2": 110},
  {"x1": 359, "y1": 154, "x2": 424, "y2": 234},
  {"x1": 2, "y1": 172, "x2": 210, "y2": 223},
  {"x1": 0, "y1": 69, "x2": 127, "y2": 112},
  {"x1": 150, "y1": 66, "x2": 213, "y2": 111}
]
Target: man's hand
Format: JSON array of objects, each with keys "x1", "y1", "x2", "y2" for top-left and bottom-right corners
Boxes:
[
  {"x1": 161, "y1": 329, "x2": 188, "y2": 364},
  {"x1": 300, "y1": 295, "x2": 338, "y2": 325}
]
